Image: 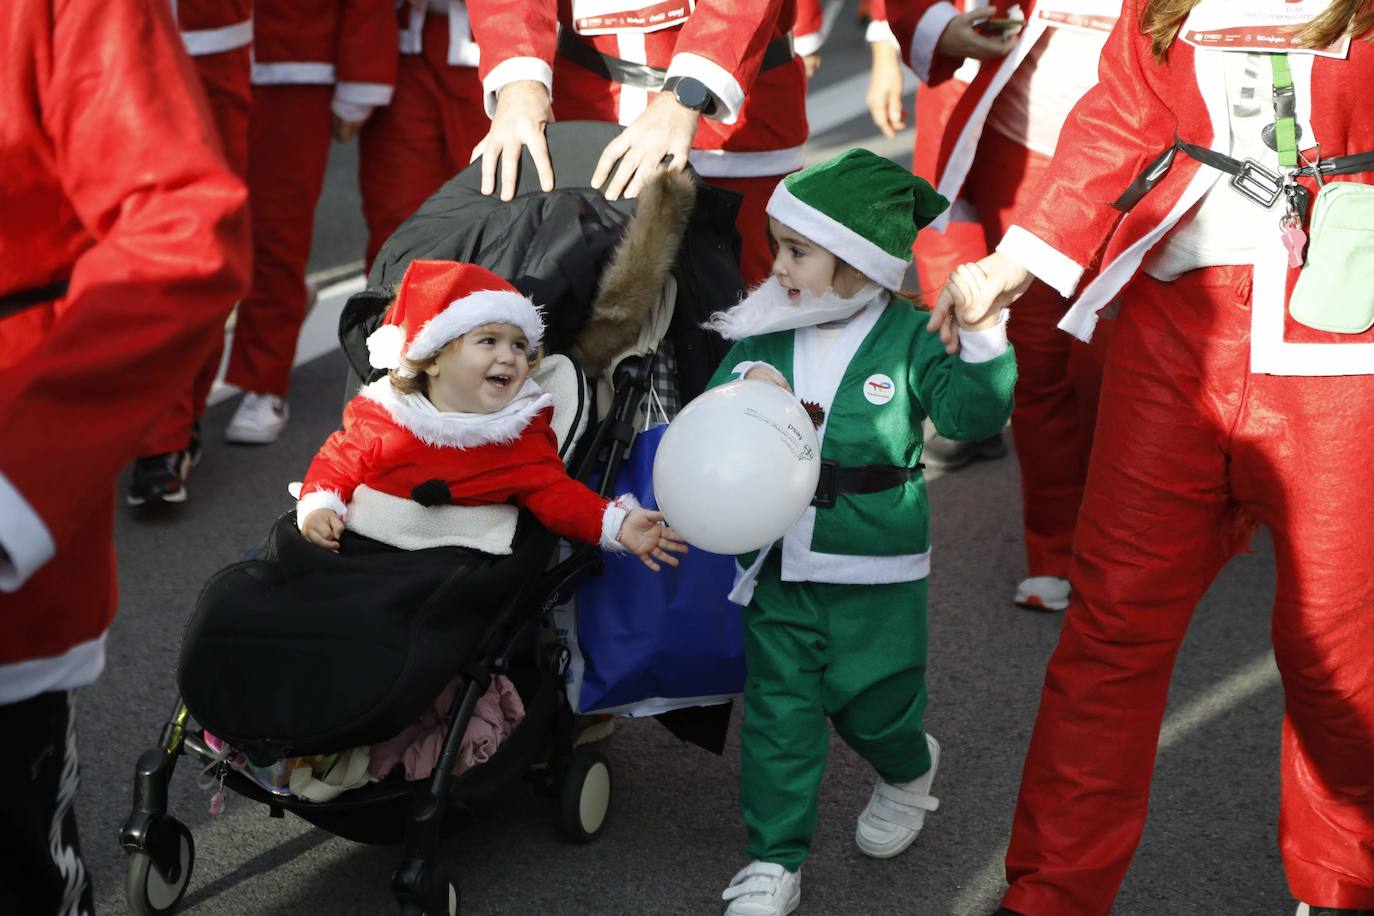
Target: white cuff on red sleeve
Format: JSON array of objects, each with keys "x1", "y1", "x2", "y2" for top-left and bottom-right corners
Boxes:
[
  {"x1": 482, "y1": 57, "x2": 554, "y2": 118},
  {"x1": 909, "y1": 1, "x2": 959, "y2": 83},
  {"x1": 956, "y1": 310, "x2": 1010, "y2": 363},
  {"x1": 296, "y1": 489, "x2": 349, "y2": 530},
  {"x1": 997, "y1": 226, "x2": 1085, "y2": 300},
  {"x1": 599, "y1": 493, "x2": 640, "y2": 553},
  {"x1": 665, "y1": 53, "x2": 745, "y2": 124},
  {"x1": 865, "y1": 19, "x2": 900, "y2": 49},
  {"x1": 794, "y1": 31, "x2": 823, "y2": 56},
  {"x1": 0, "y1": 471, "x2": 55, "y2": 592}
]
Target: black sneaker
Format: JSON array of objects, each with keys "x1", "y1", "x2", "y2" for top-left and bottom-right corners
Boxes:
[
  {"x1": 1300, "y1": 907, "x2": 1374, "y2": 916},
  {"x1": 921, "y1": 431, "x2": 1009, "y2": 472},
  {"x1": 127, "y1": 444, "x2": 199, "y2": 507}
]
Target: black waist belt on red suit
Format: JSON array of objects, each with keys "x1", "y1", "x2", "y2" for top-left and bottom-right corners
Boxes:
[
  {"x1": 811, "y1": 461, "x2": 921, "y2": 509},
  {"x1": 555, "y1": 30, "x2": 795, "y2": 92},
  {"x1": 0, "y1": 280, "x2": 69, "y2": 320},
  {"x1": 1113, "y1": 135, "x2": 1374, "y2": 212}
]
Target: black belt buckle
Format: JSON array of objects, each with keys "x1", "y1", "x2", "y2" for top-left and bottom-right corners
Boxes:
[
  {"x1": 1229, "y1": 159, "x2": 1284, "y2": 209},
  {"x1": 811, "y1": 460, "x2": 838, "y2": 509}
]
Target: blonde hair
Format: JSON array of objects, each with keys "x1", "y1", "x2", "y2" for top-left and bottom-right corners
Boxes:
[{"x1": 1141, "y1": 0, "x2": 1374, "y2": 61}]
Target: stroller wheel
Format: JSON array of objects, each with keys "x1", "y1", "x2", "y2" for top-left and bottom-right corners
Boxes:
[
  {"x1": 397, "y1": 877, "x2": 459, "y2": 916},
  {"x1": 125, "y1": 817, "x2": 195, "y2": 915},
  {"x1": 557, "y1": 747, "x2": 612, "y2": 843}
]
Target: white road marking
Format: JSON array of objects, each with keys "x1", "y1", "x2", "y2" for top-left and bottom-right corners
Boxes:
[{"x1": 948, "y1": 652, "x2": 1281, "y2": 915}]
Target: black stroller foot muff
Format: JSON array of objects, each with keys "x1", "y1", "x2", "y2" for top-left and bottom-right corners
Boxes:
[{"x1": 178, "y1": 513, "x2": 554, "y2": 761}]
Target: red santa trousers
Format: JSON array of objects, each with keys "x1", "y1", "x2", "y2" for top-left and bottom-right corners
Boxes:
[
  {"x1": 708, "y1": 174, "x2": 784, "y2": 288},
  {"x1": 224, "y1": 83, "x2": 333, "y2": 397},
  {"x1": 910, "y1": 80, "x2": 987, "y2": 302},
  {"x1": 140, "y1": 47, "x2": 251, "y2": 453},
  {"x1": 1002, "y1": 265, "x2": 1374, "y2": 915},
  {"x1": 967, "y1": 128, "x2": 1110, "y2": 580},
  {"x1": 359, "y1": 13, "x2": 484, "y2": 271}
]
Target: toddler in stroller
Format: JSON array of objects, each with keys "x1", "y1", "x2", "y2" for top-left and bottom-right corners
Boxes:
[{"x1": 119, "y1": 121, "x2": 743, "y2": 916}]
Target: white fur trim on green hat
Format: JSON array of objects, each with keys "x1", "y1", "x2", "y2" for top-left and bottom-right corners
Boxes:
[{"x1": 766, "y1": 181, "x2": 910, "y2": 290}]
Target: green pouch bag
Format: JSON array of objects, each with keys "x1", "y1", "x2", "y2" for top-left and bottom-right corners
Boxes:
[{"x1": 1289, "y1": 181, "x2": 1374, "y2": 334}]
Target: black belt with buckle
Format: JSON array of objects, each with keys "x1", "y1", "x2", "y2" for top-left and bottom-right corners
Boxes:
[
  {"x1": 0, "y1": 279, "x2": 69, "y2": 321},
  {"x1": 556, "y1": 30, "x2": 795, "y2": 93},
  {"x1": 1113, "y1": 135, "x2": 1374, "y2": 213},
  {"x1": 811, "y1": 461, "x2": 920, "y2": 510}
]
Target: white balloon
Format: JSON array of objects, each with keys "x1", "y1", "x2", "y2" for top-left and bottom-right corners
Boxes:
[{"x1": 652, "y1": 380, "x2": 821, "y2": 554}]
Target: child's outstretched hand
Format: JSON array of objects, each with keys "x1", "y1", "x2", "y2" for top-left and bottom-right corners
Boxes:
[
  {"x1": 618, "y1": 509, "x2": 689, "y2": 572},
  {"x1": 301, "y1": 508, "x2": 345, "y2": 552}
]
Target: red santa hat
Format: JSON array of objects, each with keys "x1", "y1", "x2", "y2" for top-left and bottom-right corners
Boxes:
[{"x1": 365, "y1": 260, "x2": 545, "y2": 375}]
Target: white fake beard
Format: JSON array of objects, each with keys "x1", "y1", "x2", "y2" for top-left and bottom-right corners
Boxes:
[{"x1": 703, "y1": 277, "x2": 884, "y2": 341}]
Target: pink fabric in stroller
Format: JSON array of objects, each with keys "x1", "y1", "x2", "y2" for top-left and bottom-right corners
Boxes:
[{"x1": 369, "y1": 674, "x2": 525, "y2": 781}]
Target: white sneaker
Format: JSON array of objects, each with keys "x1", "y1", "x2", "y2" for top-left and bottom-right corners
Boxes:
[
  {"x1": 855, "y1": 733, "x2": 940, "y2": 859},
  {"x1": 1014, "y1": 575, "x2": 1071, "y2": 612},
  {"x1": 225, "y1": 392, "x2": 289, "y2": 444},
  {"x1": 721, "y1": 861, "x2": 800, "y2": 916}
]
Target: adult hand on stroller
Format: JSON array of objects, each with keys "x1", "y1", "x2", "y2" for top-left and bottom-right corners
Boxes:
[
  {"x1": 867, "y1": 40, "x2": 906, "y2": 139},
  {"x1": 473, "y1": 80, "x2": 556, "y2": 202},
  {"x1": 617, "y1": 509, "x2": 689, "y2": 572},
  {"x1": 929, "y1": 253, "x2": 1031, "y2": 354},
  {"x1": 591, "y1": 93, "x2": 698, "y2": 201},
  {"x1": 301, "y1": 508, "x2": 346, "y2": 552}
]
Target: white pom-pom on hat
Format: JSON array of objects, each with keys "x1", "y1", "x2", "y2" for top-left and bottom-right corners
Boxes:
[{"x1": 366, "y1": 323, "x2": 407, "y2": 371}]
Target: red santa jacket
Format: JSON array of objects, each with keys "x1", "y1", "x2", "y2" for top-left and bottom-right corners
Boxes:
[
  {"x1": 990, "y1": 0, "x2": 1374, "y2": 375},
  {"x1": 397, "y1": 0, "x2": 479, "y2": 68},
  {"x1": 467, "y1": 0, "x2": 810, "y2": 178},
  {"x1": 251, "y1": 0, "x2": 398, "y2": 117},
  {"x1": 884, "y1": 0, "x2": 1118, "y2": 229},
  {"x1": 793, "y1": 0, "x2": 823, "y2": 56},
  {"x1": 299, "y1": 383, "x2": 615, "y2": 547},
  {"x1": 0, "y1": 0, "x2": 250, "y2": 702},
  {"x1": 175, "y1": 0, "x2": 253, "y2": 56}
]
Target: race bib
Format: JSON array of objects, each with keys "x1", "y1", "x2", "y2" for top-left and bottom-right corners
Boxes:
[
  {"x1": 572, "y1": 0, "x2": 695, "y2": 35},
  {"x1": 1034, "y1": 0, "x2": 1118, "y2": 36},
  {"x1": 1179, "y1": 0, "x2": 1351, "y2": 58}
]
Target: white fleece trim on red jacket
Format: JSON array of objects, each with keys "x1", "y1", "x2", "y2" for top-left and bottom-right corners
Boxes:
[
  {"x1": 0, "y1": 635, "x2": 106, "y2": 706},
  {"x1": 908, "y1": 2, "x2": 959, "y2": 84},
  {"x1": 297, "y1": 488, "x2": 349, "y2": 528},
  {"x1": 0, "y1": 471, "x2": 54, "y2": 592},
  {"x1": 359, "y1": 377, "x2": 555, "y2": 450},
  {"x1": 483, "y1": 56, "x2": 554, "y2": 117},
  {"x1": 181, "y1": 19, "x2": 253, "y2": 56}
]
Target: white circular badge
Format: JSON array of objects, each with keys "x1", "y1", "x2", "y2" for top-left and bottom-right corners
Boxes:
[{"x1": 862, "y1": 374, "x2": 896, "y2": 405}]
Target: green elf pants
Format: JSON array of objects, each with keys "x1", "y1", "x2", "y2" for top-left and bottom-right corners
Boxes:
[{"x1": 740, "y1": 552, "x2": 932, "y2": 871}]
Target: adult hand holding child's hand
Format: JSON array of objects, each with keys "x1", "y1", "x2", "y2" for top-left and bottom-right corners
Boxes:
[
  {"x1": 301, "y1": 508, "x2": 346, "y2": 552},
  {"x1": 929, "y1": 252, "x2": 1031, "y2": 354},
  {"x1": 618, "y1": 509, "x2": 689, "y2": 572}
]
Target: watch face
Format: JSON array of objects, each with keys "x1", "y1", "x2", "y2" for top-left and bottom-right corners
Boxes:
[{"x1": 674, "y1": 77, "x2": 710, "y2": 111}]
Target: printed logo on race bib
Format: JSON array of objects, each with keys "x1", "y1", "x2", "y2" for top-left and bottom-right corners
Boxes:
[{"x1": 862, "y1": 374, "x2": 895, "y2": 406}]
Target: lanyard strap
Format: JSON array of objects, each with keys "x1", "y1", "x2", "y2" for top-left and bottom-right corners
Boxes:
[{"x1": 1270, "y1": 53, "x2": 1299, "y2": 168}]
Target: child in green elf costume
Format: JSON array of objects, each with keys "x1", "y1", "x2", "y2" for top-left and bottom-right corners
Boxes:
[{"x1": 707, "y1": 149, "x2": 1017, "y2": 916}]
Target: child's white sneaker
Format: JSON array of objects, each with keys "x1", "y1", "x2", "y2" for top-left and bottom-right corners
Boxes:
[
  {"x1": 1014, "y1": 575, "x2": 1071, "y2": 612},
  {"x1": 225, "y1": 392, "x2": 289, "y2": 445},
  {"x1": 855, "y1": 733, "x2": 940, "y2": 858},
  {"x1": 721, "y1": 861, "x2": 800, "y2": 916}
]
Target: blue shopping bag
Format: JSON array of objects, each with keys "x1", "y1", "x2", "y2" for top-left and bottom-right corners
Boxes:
[{"x1": 562, "y1": 422, "x2": 745, "y2": 716}]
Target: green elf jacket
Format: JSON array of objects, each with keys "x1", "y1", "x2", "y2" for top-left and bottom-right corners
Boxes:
[{"x1": 706, "y1": 292, "x2": 1016, "y2": 592}]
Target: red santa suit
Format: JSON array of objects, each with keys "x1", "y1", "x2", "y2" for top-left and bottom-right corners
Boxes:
[
  {"x1": 0, "y1": 0, "x2": 250, "y2": 701},
  {"x1": 359, "y1": 0, "x2": 486, "y2": 271},
  {"x1": 972, "y1": 0, "x2": 1374, "y2": 911},
  {"x1": 466, "y1": 0, "x2": 810, "y2": 286},
  {"x1": 140, "y1": 0, "x2": 255, "y2": 456},
  {"x1": 226, "y1": 0, "x2": 397, "y2": 399},
  {"x1": 887, "y1": 0, "x2": 1116, "y2": 587},
  {"x1": 297, "y1": 379, "x2": 629, "y2": 549}
]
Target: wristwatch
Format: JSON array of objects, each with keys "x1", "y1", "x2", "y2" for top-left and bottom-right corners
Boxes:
[{"x1": 664, "y1": 76, "x2": 718, "y2": 117}]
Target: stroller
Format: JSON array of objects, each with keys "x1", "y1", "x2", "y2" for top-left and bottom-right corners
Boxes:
[{"x1": 119, "y1": 122, "x2": 741, "y2": 916}]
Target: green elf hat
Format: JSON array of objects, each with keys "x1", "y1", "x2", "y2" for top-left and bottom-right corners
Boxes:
[{"x1": 765, "y1": 148, "x2": 949, "y2": 291}]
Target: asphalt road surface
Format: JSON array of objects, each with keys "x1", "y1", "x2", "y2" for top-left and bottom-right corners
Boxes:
[{"x1": 84, "y1": 8, "x2": 1296, "y2": 915}]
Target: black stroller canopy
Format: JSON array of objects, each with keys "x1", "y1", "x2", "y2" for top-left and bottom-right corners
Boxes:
[{"x1": 340, "y1": 120, "x2": 741, "y2": 402}]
